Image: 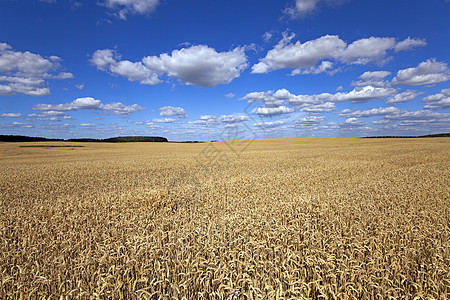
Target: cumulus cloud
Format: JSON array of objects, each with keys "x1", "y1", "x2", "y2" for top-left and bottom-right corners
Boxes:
[
  {"x1": 251, "y1": 105, "x2": 294, "y2": 117},
  {"x1": 241, "y1": 88, "x2": 336, "y2": 115},
  {"x1": 299, "y1": 102, "x2": 336, "y2": 114},
  {"x1": 143, "y1": 45, "x2": 248, "y2": 87},
  {"x1": 253, "y1": 34, "x2": 426, "y2": 75},
  {"x1": 0, "y1": 113, "x2": 22, "y2": 118},
  {"x1": 341, "y1": 37, "x2": 396, "y2": 65},
  {"x1": 241, "y1": 90, "x2": 285, "y2": 107},
  {"x1": 27, "y1": 111, "x2": 70, "y2": 121},
  {"x1": 386, "y1": 90, "x2": 424, "y2": 104},
  {"x1": 243, "y1": 85, "x2": 396, "y2": 120},
  {"x1": 384, "y1": 109, "x2": 449, "y2": 121},
  {"x1": 32, "y1": 97, "x2": 144, "y2": 115},
  {"x1": 102, "y1": 102, "x2": 145, "y2": 115},
  {"x1": 252, "y1": 34, "x2": 345, "y2": 74},
  {"x1": 104, "y1": 0, "x2": 160, "y2": 20},
  {"x1": 293, "y1": 116, "x2": 326, "y2": 129},
  {"x1": 91, "y1": 49, "x2": 161, "y2": 85},
  {"x1": 352, "y1": 71, "x2": 391, "y2": 87},
  {"x1": 293, "y1": 61, "x2": 334, "y2": 75},
  {"x1": 92, "y1": 45, "x2": 248, "y2": 88},
  {"x1": 392, "y1": 59, "x2": 450, "y2": 86},
  {"x1": 159, "y1": 106, "x2": 187, "y2": 118},
  {"x1": 225, "y1": 93, "x2": 235, "y2": 98},
  {"x1": 284, "y1": 0, "x2": 350, "y2": 18},
  {"x1": 340, "y1": 117, "x2": 367, "y2": 127},
  {"x1": 254, "y1": 120, "x2": 285, "y2": 128},
  {"x1": 422, "y1": 89, "x2": 450, "y2": 110},
  {"x1": 75, "y1": 83, "x2": 85, "y2": 90},
  {"x1": 218, "y1": 115, "x2": 250, "y2": 124},
  {"x1": 339, "y1": 106, "x2": 400, "y2": 118},
  {"x1": 152, "y1": 118, "x2": 178, "y2": 123},
  {"x1": 394, "y1": 37, "x2": 427, "y2": 52},
  {"x1": 284, "y1": 0, "x2": 320, "y2": 18},
  {"x1": 188, "y1": 115, "x2": 219, "y2": 127},
  {"x1": 331, "y1": 86, "x2": 397, "y2": 103},
  {"x1": 0, "y1": 43, "x2": 73, "y2": 96},
  {"x1": 0, "y1": 122, "x2": 33, "y2": 128}
]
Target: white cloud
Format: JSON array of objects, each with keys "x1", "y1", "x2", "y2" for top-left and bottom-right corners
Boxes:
[
  {"x1": 392, "y1": 59, "x2": 450, "y2": 86},
  {"x1": 262, "y1": 32, "x2": 273, "y2": 43},
  {"x1": 293, "y1": 116, "x2": 326, "y2": 128},
  {"x1": 91, "y1": 49, "x2": 161, "y2": 85},
  {"x1": 143, "y1": 45, "x2": 248, "y2": 88},
  {"x1": 217, "y1": 115, "x2": 250, "y2": 124},
  {"x1": 153, "y1": 118, "x2": 178, "y2": 123},
  {"x1": 0, "y1": 43, "x2": 73, "y2": 96},
  {"x1": 102, "y1": 102, "x2": 145, "y2": 115},
  {"x1": 243, "y1": 85, "x2": 396, "y2": 118},
  {"x1": 331, "y1": 86, "x2": 397, "y2": 103},
  {"x1": 384, "y1": 109, "x2": 449, "y2": 121},
  {"x1": 254, "y1": 120, "x2": 285, "y2": 128},
  {"x1": 32, "y1": 97, "x2": 144, "y2": 115},
  {"x1": 75, "y1": 83, "x2": 85, "y2": 90},
  {"x1": 33, "y1": 97, "x2": 102, "y2": 111},
  {"x1": 243, "y1": 88, "x2": 338, "y2": 115},
  {"x1": 422, "y1": 89, "x2": 450, "y2": 110},
  {"x1": 110, "y1": 60, "x2": 159, "y2": 84},
  {"x1": 386, "y1": 90, "x2": 424, "y2": 104},
  {"x1": 284, "y1": 0, "x2": 350, "y2": 18},
  {"x1": 252, "y1": 34, "x2": 345, "y2": 74},
  {"x1": 294, "y1": 61, "x2": 334, "y2": 75},
  {"x1": 90, "y1": 49, "x2": 116, "y2": 71},
  {"x1": 200, "y1": 115, "x2": 217, "y2": 120},
  {"x1": 80, "y1": 123, "x2": 95, "y2": 127},
  {"x1": 225, "y1": 93, "x2": 235, "y2": 98},
  {"x1": 340, "y1": 117, "x2": 367, "y2": 127},
  {"x1": 394, "y1": 37, "x2": 427, "y2": 52},
  {"x1": 395, "y1": 118, "x2": 450, "y2": 129},
  {"x1": 0, "y1": 113, "x2": 22, "y2": 118},
  {"x1": 188, "y1": 115, "x2": 220, "y2": 127},
  {"x1": 339, "y1": 106, "x2": 400, "y2": 118},
  {"x1": 0, "y1": 122, "x2": 33, "y2": 128},
  {"x1": 372, "y1": 120, "x2": 390, "y2": 125},
  {"x1": 340, "y1": 37, "x2": 398, "y2": 65},
  {"x1": 92, "y1": 45, "x2": 248, "y2": 88},
  {"x1": 241, "y1": 90, "x2": 285, "y2": 107},
  {"x1": 299, "y1": 102, "x2": 336, "y2": 114},
  {"x1": 285, "y1": 0, "x2": 320, "y2": 18},
  {"x1": 28, "y1": 111, "x2": 67, "y2": 117},
  {"x1": 251, "y1": 105, "x2": 294, "y2": 117},
  {"x1": 352, "y1": 71, "x2": 391, "y2": 87},
  {"x1": 159, "y1": 106, "x2": 187, "y2": 118},
  {"x1": 253, "y1": 35, "x2": 426, "y2": 75},
  {"x1": 104, "y1": 0, "x2": 160, "y2": 20}
]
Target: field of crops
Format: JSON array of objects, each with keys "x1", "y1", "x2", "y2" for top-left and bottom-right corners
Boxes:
[{"x1": 0, "y1": 138, "x2": 448, "y2": 299}]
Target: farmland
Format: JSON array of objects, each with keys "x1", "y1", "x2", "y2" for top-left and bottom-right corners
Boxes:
[{"x1": 0, "y1": 138, "x2": 449, "y2": 299}]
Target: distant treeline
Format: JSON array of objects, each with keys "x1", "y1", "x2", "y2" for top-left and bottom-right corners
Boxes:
[
  {"x1": 0, "y1": 135, "x2": 64, "y2": 142},
  {"x1": 0, "y1": 135, "x2": 168, "y2": 143},
  {"x1": 362, "y1": 133, "x2": 450, "y2": 138}
]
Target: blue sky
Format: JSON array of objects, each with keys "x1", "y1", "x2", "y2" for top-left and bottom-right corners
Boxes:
[{"x1": 0, "y1": 0, "x2": 449, "y2": 140}]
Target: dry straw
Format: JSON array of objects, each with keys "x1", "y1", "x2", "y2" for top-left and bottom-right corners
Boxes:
[{"x1": 0, "y1": 138, "x2": 448, "y2": 299}]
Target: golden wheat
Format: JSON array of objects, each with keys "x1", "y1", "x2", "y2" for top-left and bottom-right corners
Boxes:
[{"x1": 0, "y1": 138, "x2": 448, "y2": 299}]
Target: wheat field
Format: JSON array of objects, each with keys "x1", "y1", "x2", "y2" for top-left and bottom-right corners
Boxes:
[{"x1": 0, "y1": 138, "x2": 448, "y2": 299}]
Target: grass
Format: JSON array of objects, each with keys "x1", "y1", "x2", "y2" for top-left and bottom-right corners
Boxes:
[{"x1": 0, "y1": 138, "x2": 448, "y2": 298}]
